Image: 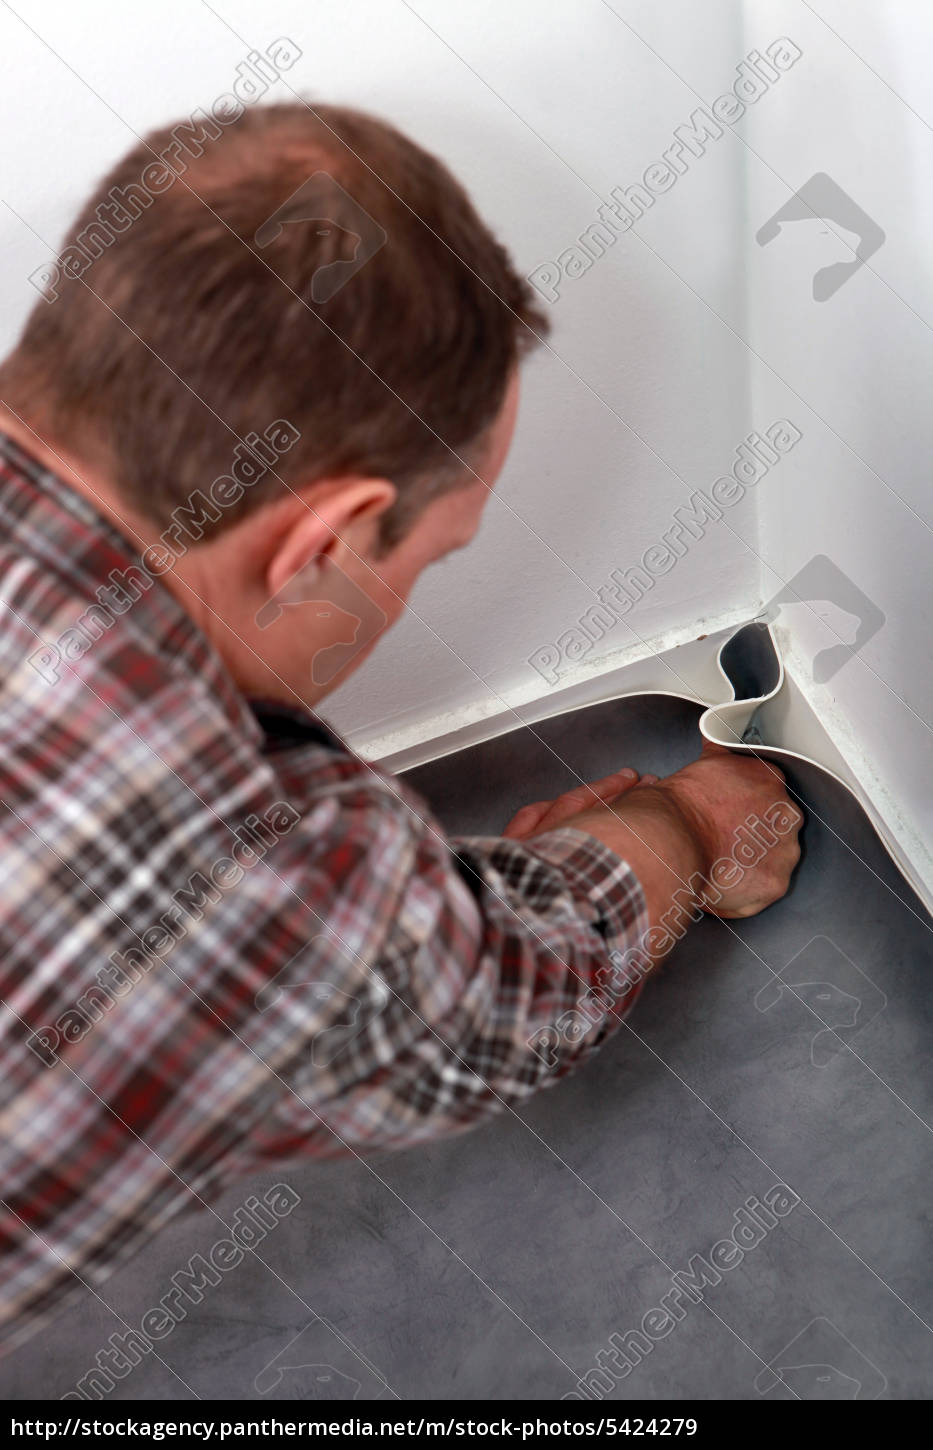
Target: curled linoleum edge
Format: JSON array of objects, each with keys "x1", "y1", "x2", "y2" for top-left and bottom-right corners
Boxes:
[
  {"x1": 695, "y1": 622, "x2": 930, "y2": 915},
  {"x1": 390, "y1": 620, "x2": 930, "y2": 915}
]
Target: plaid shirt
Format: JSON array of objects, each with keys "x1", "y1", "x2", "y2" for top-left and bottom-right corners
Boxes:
[{"x1": 0, "y1": 432, "x2": 647, "y2": 1355}]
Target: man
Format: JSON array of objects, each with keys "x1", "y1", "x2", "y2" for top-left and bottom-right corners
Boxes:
[{"x1": 0, "y1": 102, "x2": 801, "y2": 1353}]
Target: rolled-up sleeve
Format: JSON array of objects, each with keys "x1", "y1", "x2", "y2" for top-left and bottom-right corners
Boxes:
[{"x1": 240, "y1": 770, "x2": 650, "y2": 1161}]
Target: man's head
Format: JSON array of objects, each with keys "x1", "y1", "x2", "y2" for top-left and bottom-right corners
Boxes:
[{"x1": 0, "y1": 102, "x2": 547, "y2": 703}]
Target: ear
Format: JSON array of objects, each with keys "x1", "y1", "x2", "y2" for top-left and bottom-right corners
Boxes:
[{"x1": 265, "y1": 477, "x2": 397, "y2": 600}]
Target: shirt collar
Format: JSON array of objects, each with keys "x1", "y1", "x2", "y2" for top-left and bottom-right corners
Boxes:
[{"x1": 0, "y1": 429, "x2": 266, "y2": 744}]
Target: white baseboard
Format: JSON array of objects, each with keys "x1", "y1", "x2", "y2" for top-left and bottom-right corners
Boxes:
[
  {"x1": 358, "y1": 617, "x2": 932, "y2": 916},
  {"x1": 351, "y1": 603, "x2": 755, "y2": 772}
]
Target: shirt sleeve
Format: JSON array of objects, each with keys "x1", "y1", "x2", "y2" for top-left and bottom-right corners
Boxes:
[{"x1": 234, "y1": 765, "x2": 650, "y2": 1165}]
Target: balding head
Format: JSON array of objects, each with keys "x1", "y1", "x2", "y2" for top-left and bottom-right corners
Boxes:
[{"x1": 1, "y1": 101, "x2": 547, "y2": 547}]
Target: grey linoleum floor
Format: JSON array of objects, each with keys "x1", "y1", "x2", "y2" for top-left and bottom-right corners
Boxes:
[{"x1": 4, "y1": 695, "x2": 931, "y2": 1401}]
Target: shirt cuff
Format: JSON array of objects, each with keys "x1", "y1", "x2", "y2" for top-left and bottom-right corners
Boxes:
[{"x1": 522, "y1": 824, "x2": 650, "y2": 970}]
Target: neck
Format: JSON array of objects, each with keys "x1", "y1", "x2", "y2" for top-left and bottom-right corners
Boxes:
[
  {"x1": 0, "y1": 402, "x2": 365, "y2": 713},
  {"x1": 0, "y1": 402, "x2": 224, "y2": 645}
]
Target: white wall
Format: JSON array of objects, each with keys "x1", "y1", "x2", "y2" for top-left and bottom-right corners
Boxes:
[
  {"x1": 0, "y1": 0, "x2": 761, "y2": 751},
  {"x1": 742, "y1": 0, "x2": 933, "y2": 878},
  {"x1": 324, "y1": 0, "x2": 770, "y2": 747},
  {"x1": 1, "y1": 1, "x2": 926, "y2": 872}
]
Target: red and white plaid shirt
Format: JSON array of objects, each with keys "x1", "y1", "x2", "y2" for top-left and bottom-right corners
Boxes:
[{"x1": 0, "y1": 432, "x2": 647, "y2": 1354}]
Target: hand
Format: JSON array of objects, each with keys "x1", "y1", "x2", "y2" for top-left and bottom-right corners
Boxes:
[
  {"x1": 549, "y1": 742, "x2": 803, "y2": 932},
  {"x1": 502, "y1": 767, "x2": 655, "y2": 841},
  {"x1": 650, "y1": 742, "x2": 803, "y2": 918}
]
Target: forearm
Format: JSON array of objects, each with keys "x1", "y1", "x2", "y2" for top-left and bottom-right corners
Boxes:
[
  {"x1": 539, "y1": 785, "x2": 707, "y2": 968},
  {"x1": 541, "y1": 746, "x2": 803, "y2": 938}
]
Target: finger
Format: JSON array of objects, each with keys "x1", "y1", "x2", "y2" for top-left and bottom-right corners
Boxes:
[
  {"x1": 548, "y1": 770, "x2": 639, "y2": 815},
  {"x1": 562, "y1": 767, "x2": 641, "y2": 810},
  {"x1": 572, "y1": 767, "x2": 639, "y2": 800},
  {"x1": 598, "y1": 767, "x2": 640, "y2": 787},
  {"x1": 528, "y1": 776, "x2": 638, "y2": 836},
  {"x1": 505, "y1": 769, "x2": 642, "y2": 840},
  {"x1": 531, "y1": 793, "x2": 598, "y2": 833},
  {"x1": 593, "y1": 768, "x2": 641, "y2": 802},
  {"x1": 502, "y1": 801, "x2": 551, "y2": 839}
]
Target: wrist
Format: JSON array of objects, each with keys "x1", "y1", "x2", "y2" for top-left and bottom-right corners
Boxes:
[
  {"x1": 616, "y1": 784, "x2": 709, "y2": 887},
  {"x1": 568, "y1": 785, "x2": 708, "y2": 914},
  {"x1": 648, "y1": 780, "x2": 717, "y2": 882}
]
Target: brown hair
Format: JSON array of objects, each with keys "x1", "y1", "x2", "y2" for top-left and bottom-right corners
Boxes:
[{"x1": 0, "y1": 102, "x2": 549, "y2": 547}]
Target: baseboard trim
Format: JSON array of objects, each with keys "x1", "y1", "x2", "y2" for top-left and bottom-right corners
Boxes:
[{"x1": 367, "y1": 619, "x2": 932, "y2": 916}]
